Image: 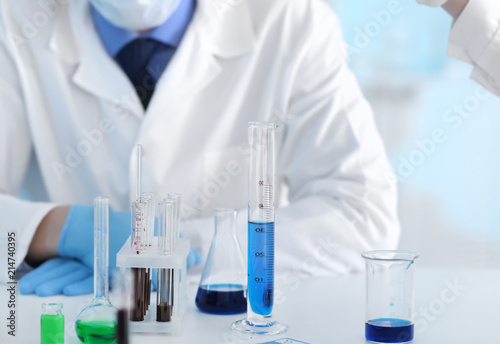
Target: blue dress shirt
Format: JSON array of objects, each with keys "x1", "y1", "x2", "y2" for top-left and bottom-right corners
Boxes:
[{"x1": 92, "y1": 0, "x2": 196, "y2": 82}]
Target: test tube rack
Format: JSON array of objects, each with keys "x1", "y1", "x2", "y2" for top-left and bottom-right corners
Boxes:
[{"x1": 116, "y1": 236, "x2": 190, "y2": 336}]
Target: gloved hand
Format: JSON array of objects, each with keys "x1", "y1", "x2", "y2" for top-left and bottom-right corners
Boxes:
[
  {"x1": 21, "y1": 204, "x2": 203, "y2": 296},
  {"x1": 20, "y1": 205, "x2": 131, "y2": 296},
  {"x1": 187, "y1": 249, "x2": 203, "y2": 268},
  {"x1": 19, "y1": 258, "x2": 93, "y2": 296},
  {"x1": 58, "y1": 205, "x2": 131, "y2": 274}
]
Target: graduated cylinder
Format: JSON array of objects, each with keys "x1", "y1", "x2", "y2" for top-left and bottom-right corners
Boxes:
[{"x1": 232, "y1": 121, "x2": 287, "y2": 335}]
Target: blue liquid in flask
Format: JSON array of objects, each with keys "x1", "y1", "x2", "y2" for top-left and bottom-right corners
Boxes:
[
  {"x1": 247, "y1": 221, "x2": 274, "y2": 316},
  {"x1": 365, "y1": 318, "x2": 414, "y2": 343},
  {"x1": 195, "y1": 284, "x2": 247, "y2": 315}
]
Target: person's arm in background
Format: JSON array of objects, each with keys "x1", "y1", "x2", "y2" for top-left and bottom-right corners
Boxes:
[
  {"x1": 0, "y1": 20, "x2": 59, "y2": 283},
  {"x1": 25, "y1": 207, "x2": 69, "y2": 266},
  {"x1": 0, "y1": 5, "x2": 200, "y2": 295},
  {"x1": 0, "y1": 17, "x2": 127, "y2": 296},
  {"x1": 442, "y1": 0, "x2": 469, "y2": 18},
  {"x1": 419, "y1": 0, "x2": 500, "y2": 97},
  {"x1": 273, "y1": 2, "x2": 400, "y2": 276}
]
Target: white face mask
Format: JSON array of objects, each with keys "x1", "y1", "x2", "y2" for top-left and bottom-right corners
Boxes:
[{"x1": 90, "y1": 0, "x2": 182, "y2": 31}]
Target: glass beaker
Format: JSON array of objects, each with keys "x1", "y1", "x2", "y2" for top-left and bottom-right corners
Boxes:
[
  {"x1": 41, "y1": 303, "x2": 64, "y2": 344},
  {"x1": 195, "y1": 208, "x2": 247, "y2": 315},
  {"x1": 362, "y1": 250, "x2": 419, "y2": 344}
]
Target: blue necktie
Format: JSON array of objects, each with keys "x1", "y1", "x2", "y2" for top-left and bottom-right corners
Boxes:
[{"x1": 115, "y1": 38, "x2": 171, "y2": 110}]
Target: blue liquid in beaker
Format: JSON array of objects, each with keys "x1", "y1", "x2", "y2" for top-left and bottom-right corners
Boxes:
[
  {"x1": 248, "y1": 221, "x2": 274, "y2": 316},
  {"x1": 195, "y1": 284, "x2": 247, "y2": 315},
  {"x1": 365, "y1": 318, "x2": 414, "y2": 343}
]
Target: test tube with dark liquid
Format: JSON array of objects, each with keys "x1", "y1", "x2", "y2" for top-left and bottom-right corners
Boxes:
[
  {"x1": 142, "y1": 192, "x2": 156, "y2": 314},
  {"x1": 157, "y1": 199, "x2": 177, "y2": 322},
  {"x1": 130, "y1": 200, "x2": 147, "y2": 321},
  {"x1": 112, "y1": 269, "x2": 132, "y2": 344}
]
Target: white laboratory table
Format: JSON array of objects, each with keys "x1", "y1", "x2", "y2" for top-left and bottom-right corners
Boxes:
[{"x1": 0, "y1": 268, "x2": 498, "y2": 344}]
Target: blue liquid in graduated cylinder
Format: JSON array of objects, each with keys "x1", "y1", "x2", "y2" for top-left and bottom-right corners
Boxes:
[
  {"x1": 366, "y1": 318, "x2": 414, "y2": 343},
  {"x1": 247, "y1": 221, "x2": 274, "y2": 316},
  {"x1": 195, "y1": 284, "x2": 247, "y2": 315}
]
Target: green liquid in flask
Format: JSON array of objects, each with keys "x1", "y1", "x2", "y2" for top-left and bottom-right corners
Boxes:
[
  {"x1": 75, "y1": 320, "x2": 117, "y2": 344},
  {"x1": 41, "y1": 314, "x2": 65, "y2": 344}
]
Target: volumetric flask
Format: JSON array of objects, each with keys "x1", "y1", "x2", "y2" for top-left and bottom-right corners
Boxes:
[
  {"x1": 75, "y1": 197, "x2": 117, "y2": 343},
  {"x1": 362, "y1": 250, "x2": 419, "y2": 344},
  {"x1": 196, "y1": 208, "x2": 246, "y2": 315}
]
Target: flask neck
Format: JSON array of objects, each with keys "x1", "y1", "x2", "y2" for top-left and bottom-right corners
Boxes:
[
  {"x1": 42, "y1": 303, "x2": 63, "y2": 315},
  {"x1": 214, "y1": 209, "x2": 238, "y2": 237},
  {"x1": 94, "y1": 197, "x2": 110, "y2": 300}
]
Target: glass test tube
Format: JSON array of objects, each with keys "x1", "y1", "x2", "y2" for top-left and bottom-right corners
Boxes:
[
  {"x1": 167, "y1": 194, "x2": 181, "y2": 318},
  {"x1": 136, "y1": 144, "x2": 142, "y2": 198},
  {"x1": 130, "y1": 199, "x2": 147, "y2": 321},
  {"x1": 233, "y1": 122, "x2": 287, "y2": 335},
  {"x1": 166, "y1": 193, "x2": 181, "y2": 251},
  {"x1": 157, "y1": 199, "x2": 175, "y2": 322},
  {"x1": 130, "y1": 144, "x2": 148, "y2": 321},
  {"x1": 142, "y1": 192, "x2": 156, "y2": 313},
  {"x1": 112, "y1": 270, "x2": 132, "y2": 344},
  {"x1": 131, "y1": 200, "x2": 147, "y2": 253},
  {"x1": 95, "y1": 196, "x2": 110, "y2": 300},
  {"x1": 141, "y1": 192, "x2": 156, "y2": 248}
]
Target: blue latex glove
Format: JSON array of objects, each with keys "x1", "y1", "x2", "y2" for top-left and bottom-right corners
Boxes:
[
  {"x1": 19, "y1": 258, "x2": 93, "y2": 296},
  {"x1": 187, "y1": 249, "x2": 203, "y2": 268},
  {"x1": 22, "y1": 204, "x2": 203, "y2": 296},
  {"x1": 58, "y1": 205, "x2": 131, "y2": 274},
  {"x1": 20, "y1": 205, "x2": 131, "y2": 296}
]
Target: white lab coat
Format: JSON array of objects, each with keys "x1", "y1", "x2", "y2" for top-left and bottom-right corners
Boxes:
[
  {"x1": 448, "y1": 0, "x2": 500, "y2": 96},
  {"x1": 0, "y1": 0, "x2": 399, "y2": 283}
]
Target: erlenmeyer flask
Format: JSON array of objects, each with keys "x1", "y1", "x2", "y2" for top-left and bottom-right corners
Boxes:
[{"x1": 195, "y1": 208, "x2": 247, "y2": 315}]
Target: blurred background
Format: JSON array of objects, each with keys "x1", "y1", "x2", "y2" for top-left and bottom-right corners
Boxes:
[{"x1": 328, "y1": 0, "x2": 500, "y2": 268}]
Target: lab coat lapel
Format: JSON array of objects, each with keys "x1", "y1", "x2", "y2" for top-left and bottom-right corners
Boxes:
[
  {"x1": 49, "y1": 0, "x2": 256, "y2": 126},
  {"x1": 50, "y1": 0, "x2": 143, "y2": 119},
  {"x1": 145, "y1": 28, "x2": 221, "y2": 117},
  {"x1": 136, "y1": 13, "x2": 222, "y2": 148},
  {"x1": 194, "y1": 0, "x2": 256, "y2": 59},
  {"x1": 143, "y1": 0, "x2": 256, "y2": 133}
]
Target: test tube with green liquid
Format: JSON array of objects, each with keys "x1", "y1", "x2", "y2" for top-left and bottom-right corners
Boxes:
[{"x1": 41, "y1": 303, "x2": 64, "y2": 344}]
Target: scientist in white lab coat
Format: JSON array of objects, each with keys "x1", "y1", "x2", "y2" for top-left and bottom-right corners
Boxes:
[{"x1": 0, "y1": 0, "x2": 400, "y2": 296}]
